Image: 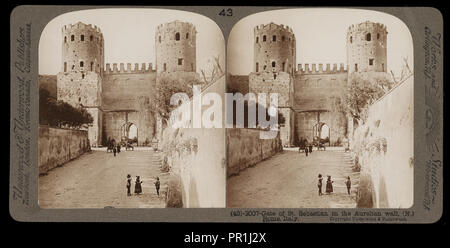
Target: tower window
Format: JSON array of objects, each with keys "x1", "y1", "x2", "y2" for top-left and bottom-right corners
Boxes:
[
  {"x1": 382, "y1": 63, "x2": 385, "y2": 72},
  {"x1": 186, "y1": 33, "x2": 189, "y2": 39},
  {"x1": 90, "y1": 35, "x2": 93, "y2": 41},
  {"x1": 82, "y1": 73, "x2": 85, "y2": 79},
  {"x1": 90, "y1": 62, "x2": 94, "y2": 71},
  {"x1": 163, "y1": 63, "x2": 167, "y2": 71},
  {"x1": 81, "y1": 35, "x2": 84, "y2": 41},
  {"x1": 366, "y1": 33, "x2": 371, "y2": 41},
  {"x1": 79, "y1": 97, "x2": 81, "y2": 102},
  {"x1": 71, "y1": 35, "x2": 74, "y2": 41},
  {"x1": 369, "y1": 59, "x2": 374, "y2": 66},
  {"x1": 64, "y1": 36, "x2": 67, "y2": 43},
  {"x1": 263, "y1": 35, "x2": 266, "y2": 42},
  {"x1": 273, "y1": 35, "x2": 276, "y2": 42},
  {"x1": 263, "y1": 65, "x2": 267, "y2": 70},
  {"x1": 178, "y1": 58, "x2": 183, "y2": 65},
  {"x1": 256, "y1": 37, "x2": 259, "y2": 43},
  {"x1": 64, "y1": 62, "x2": 67, "y2": 72},
  {"x1": 282, "y1": 36, "x2": 285, "y2": 41},
  {"x1": 272, "y1": 61, "x2": 276, "y2": 67},
  {"x1": 274, "y1": 74, "x2": 277, "y2": 79},
  {"x1": 159, "y1": 36, "x2": 161, "y2": 43},
  {"x1": 350, "y1": 36, "x2": 352, "y2": 43},
  {"x1": 282, "y1": 62, "x2": 286, "y2": 72},
  {"x1": 377, "y1": 33, "x2": 380, "y2": 39},
  {"x1": 256, "y1": 62, "x2": 259, "y2": 72},
  {"x1": 80, "y1": 61, "x2": 84, "y2": 67},
  {"x1": 355, "y1": 63, "x2": 358, "y2": 72},
  {"x1": 175, "y1": 32, "x2": 180, "y2": 41}
]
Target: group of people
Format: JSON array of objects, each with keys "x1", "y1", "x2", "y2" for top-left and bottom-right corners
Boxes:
[
  {"x1": 317, "y1": 174, "x2": 352, "y2": 196},
  {"x1": 126, "y1": 174, "x2": 160, "y2": 197}
]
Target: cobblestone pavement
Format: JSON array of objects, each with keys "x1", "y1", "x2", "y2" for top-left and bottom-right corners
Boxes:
[
  {"x1": 39, "y1": 149, "x2": 168, "y2": 208},
  {"x1": 227, "y1": 148, "x2": 360, "y2": 208}
]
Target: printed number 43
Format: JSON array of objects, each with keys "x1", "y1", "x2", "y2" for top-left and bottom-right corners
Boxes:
[{"x1": 219, "y1": 8, "x2": 233, "y2": 16}]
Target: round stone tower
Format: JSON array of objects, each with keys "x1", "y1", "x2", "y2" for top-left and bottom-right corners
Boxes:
[
  {"x1": 155, "y1": 21, "x2": 196, "y2": 74},
  {"x1": 61, "y1": 22, "x2": 104, "y2": 74},
  {"x1": 347, "y1": 21, "x2": 387, "y2": 74},
  {"x1": 253, "y1": 23, "x2": 296, "y2": 75}
]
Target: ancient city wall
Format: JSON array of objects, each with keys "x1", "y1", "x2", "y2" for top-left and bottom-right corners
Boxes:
[
  {"x1": 352, "y1": 76, "x2": 413, "y2": 208},
  {"x1": 38, "y1": 125, "x2": 90, "y2": 175},
  {"x1": 161, "y1": 76, "x2": 226, "y2": 207},
  {"x1": 227, "y1": 128, "x2": 282, "y2": 177},
  {"x1": 102, "y1": 66, "x2": 157, "y2": 145}
]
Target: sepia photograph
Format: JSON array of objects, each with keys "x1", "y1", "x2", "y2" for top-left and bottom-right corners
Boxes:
[
  {"x1": 38, "y1": 8, "x2": 226, "y2": 208},
  {"x1": 226, "y1": 8, "x2": 414, "y2": 208}
]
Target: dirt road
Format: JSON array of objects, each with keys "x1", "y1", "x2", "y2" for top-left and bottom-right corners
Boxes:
[
  {"x1": 227, "y1": 148, "x2": 359, "y2": 208},
  {"x1": 39, "y1": 149, "x2": 168, "y2": 208}
]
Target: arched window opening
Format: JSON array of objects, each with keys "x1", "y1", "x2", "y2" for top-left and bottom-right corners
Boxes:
[
  {"x1": 355, "y1": 63, "x2": 358, "y2": 72},
  {"x1": 256, "y1": 62, "x2": 259, "y2": 72},
  {"x1": 263, "y1": 35, "x2": 266, "y2": 42},
  {"x1": 377, "y1": 33, "x2": 380, "y2": 40},
  {"x1": 90, "y1": 35, "x2": 93, "y2": 41},
  {"x1": 64, "y1": 36, "x2": 67, "y2": 43},
  {"x1": 90, "y1": 62, "x2": 94, "y2": 71},
  {"x1": 81, "y1": 35, "x2": 84, "y2": 41},
  {"x1": 366, "y1": 33, "x2": 371, "y2": 41},
  {"x1": 80, "y1": 61, "x2": 84, "y2": 67},
  {"x1": 256, "y1": 37, "x2": 259, "y2": 43},
  {"x1": 282, "y1": 62, "x2": 286, "y2": 72},
  {"x1": 272, "y1": 61, "x2": 276, "y2": 67},
  {"x1": 350, "y1": 36, "x2": 352, "y2": 43},
  {"x1": 163, "y1": 63, "x2": 167, "y2": 71},
  {"x1": 71, "y1": 35, "x2": 74, "y2": 41},
  {"x1": 64, "y1": 62, "x2": 67, "y2": 72},
  {"x1": 175, "y1": 32, "x2": 180, "y2": 41},
  {"x1": 274, "y1": 74, "x2": 277, "y2": 80},
  {"x1": 382, "y1": 63, "x2": 385, "y2": 72},
  {"x1": 272, "y1": 35, "x2": 276, "y2": 42},
  {"x1": 369, "y1": 59, "x2": 374, "y2": 66},
  {"x1": 186, "y1": 33, "x2": 189, "y2": 39},
  {"x1": 282, "y1": 36, "x2": 285, "y2": 41},
  {"x1": 159, "y1": 36, "x2": 161, "y2": 43},
  {"x1": 178, "y1": 58, "x2": 183, "y2": 65}
]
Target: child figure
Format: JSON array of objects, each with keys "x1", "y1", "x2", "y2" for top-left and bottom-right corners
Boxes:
[
  {"x1": 326, "y1": 175, "x2": 334, "y2": 194},
  {"x1": 134, "y1": 176, "x2": 142, "y2": 195},
  {"x1": 154, "y1": 177, "x2": 160, "y2": 197},
  {"x1": 345, "y1": 176, "x2": 351, "y2": 195},
  {"x1": 126, "y1": 174, "x2": 132, "y2": 196},
  {"x1": 318, "y1": 174, "x2": 323, "y2": 196}
]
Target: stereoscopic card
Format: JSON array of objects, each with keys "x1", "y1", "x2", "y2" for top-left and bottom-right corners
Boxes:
[{"x1": 10, "y1": 6, "x2": 443, "y2": 223}]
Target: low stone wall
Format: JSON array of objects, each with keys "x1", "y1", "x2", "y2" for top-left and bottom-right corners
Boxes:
[
  {"x1": 39, "y1": 125, "x2": 90, "y2": 175},
  {"x1": 352, "y1": 76, "x2": 413, "y2": 208},
  {"x1": 227, "y1": 128, "x2": 282, "y2": 177}
]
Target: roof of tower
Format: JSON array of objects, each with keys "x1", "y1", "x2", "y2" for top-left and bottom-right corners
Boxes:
[
  {"x1": 62, "y1": 21, "x2": 102, "y2": 34},
  {"x1": 156, "y1": 20, "x2": 196, "y2": 32},
  {"x1": 348, "y1": 20, "x2": 387, "y2": 31},
  {"x1": 254, "y1": 22, "x2": 294, "y2": 34}
]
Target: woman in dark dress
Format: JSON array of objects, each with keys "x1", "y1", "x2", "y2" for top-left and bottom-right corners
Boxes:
[
  {"x1": 134, "y1": 176, "x2": 143, "y2": 195},
  {"x1": 326, "y1": 175, "x2": 334, "y2": 194},
  {"x1": 126, "y1": 174, "x2": 132, "y2": 196}
]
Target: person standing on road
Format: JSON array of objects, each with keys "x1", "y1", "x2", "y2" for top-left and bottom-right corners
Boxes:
[
  {"x1": 113, "y1": 146, "x2": 117, "y2": 157},
  {"x1": 154, "y1": 177, "x2": 160, "y2": 197},
  {"x1": 126, "y1": 174, "x2": 132, "y2": 196},
  {"x1": 318, "y1": 174, "x2": 323, "y2": 196},
  {"x1": 117, "y1": 143, "x2": 121, "y2": 153},
  {"x1": 305, "y1": 144, "x2": 309, "y2": 157},
  {"x1": 134, "y1": 176, "x2": 143, "y2": 195},
  {"x1": 345, "y1": 176, "x2": 351, "y2": 195},
  {"x1": 326, "y1": 175, "x2": 334, "y2": 194}
]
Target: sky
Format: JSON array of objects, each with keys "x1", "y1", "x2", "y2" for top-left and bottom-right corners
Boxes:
[
  {"x1": 228, "y1": 8, "x2": 414, "y2": 76},
  {"x1": 39, "y1": 8, "x2": 225, "y2": 75}
]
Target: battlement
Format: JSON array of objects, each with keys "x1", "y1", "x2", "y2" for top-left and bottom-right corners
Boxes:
[
  {"x1": 104, "y1": 63, "x2": 155, "y2": 74},
  {"x1": 62, "y1": 21, "x2": 102, "y2": 34},
  {"x1": 348, "y1": 21, "x2": 387, "y2": 32},
  {"x1": 254, "y1": 22, "x2": 294, "y2": 34},
  {"x1": 156, "y1": 20, "x2": 196, "y2": 32},
  {"x1": 296, "y1": 63, "x2": 347, "y2": 74}
]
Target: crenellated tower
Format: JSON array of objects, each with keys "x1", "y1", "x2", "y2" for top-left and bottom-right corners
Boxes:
[
  {"x1": 347, "y1": 21, "x2": 387, "y2": 74},
  {"x1": 155, "y1": 21, "x2": 196, "y2": 74},
  {"x1": 57, "y1": 22, "x2": 104, "y2": 147},
  {"x1": 249, "y1": 23, "x2": 296, "y2": 147}
]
